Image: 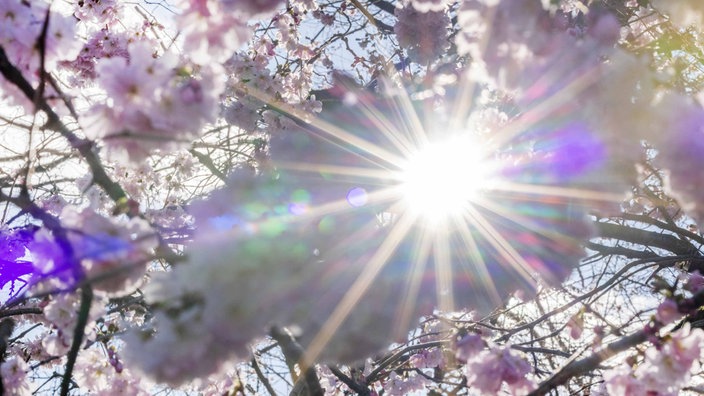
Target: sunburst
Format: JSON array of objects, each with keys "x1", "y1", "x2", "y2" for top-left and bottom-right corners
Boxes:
[{"x1": 238, "y1": 62, "x2": 626, "y2": 367}]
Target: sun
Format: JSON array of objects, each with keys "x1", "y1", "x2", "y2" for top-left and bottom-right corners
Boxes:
[{"x1": 398, "y1": 134, "x2": 495, "y2": 224}]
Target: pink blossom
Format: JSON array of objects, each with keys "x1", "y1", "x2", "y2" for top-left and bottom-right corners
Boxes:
[
  {"x1": 0, "y1": 356, "x2": 29, "y2": 395},
  {"x1": 656, "y1": 298, "x2": 683, "y2": 325},
  {"x1": 75, "y1": 0, "x2": 122, "y2": 24},
  {"x1": 604, "y1": 367, "x2": 647, "y2": 396},
  {"x1": 177, "y1": 3, "x2": 252, "y2": 63},
  {"x1": 60, "y1": 206, "x2": 158, "y2": 295},
  {"x1": 0, "y1": 1, "x2": 82, "y2": 109},
  {"x1": 0, "y1": 1, "x2": 39, "y2": 58},
  {"x1": 74, "y1": 348, "x2": 113, "y2": 391},
  {"x1": 44, "y1": 293, "x2": 79, "y2": 331},
  {"x1": 44, "y1": 11, "x2": 82, "y2": 67},
  {"x1": 409, "y1": 347, "x2": 444, "y2": 368},
  {"x1": 566, "y1": 312, "x2": 584, "y2": 340},
  {"x1": 62, "y1": 29, "x2": 130, "y2": 83},
  {"x1": 668, "y1": 324, "x2": 704, "y2": 364},
  {"x1": 383, "y1": 372, "x2": 427, "y2": 396},
  {"x1": 96, "y1": 42, "x2": 176, "y2": 109},
  {"x1": 42, "y1": 329, "x2": 72, "y2": 356},
  {"x1": 86, "y1": 42, "x2": 225, "y2": 162},
  {"x1": 290, "y1": 0, "x2": 318, "y2": 12},
  {"x1": 605, "y1": 324, "x2": 704, "y2": 395},
  {"x1": 465, "y1": 346, "x2": 534, "y2": 395},
  {"x1": 74, "y1": 347, "x2": 147, "y2": 394},
  {"x1": 455, "y1": 333, "x2": 485, "y2": 361},
  {"x1": 686, "y1": 271, "x2": 704, "y2": 293},
  {"x1": 220, "y1": 0, "x2": 285, "y2": 16},
  {"x1": 395, "y1": 3, "x2": 450, "y2": 64}
]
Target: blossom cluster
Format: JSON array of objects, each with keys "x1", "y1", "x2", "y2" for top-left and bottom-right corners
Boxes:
[
  {"x1": 0, "y1": 0, "x2": 81, "y2": 110},
  {"x1": 30, "y1": 206, "x2": 158, "y2": 296},
  {"x1": 456, "y1": 334, "x2": 535, "y2": 395},
  {"x1": 605, "y1": 325, "x2": 704, "y2": 395},
  {"x1": 395, "y1": 2, "x2": 450, "y2": 64},
  {"x1": 84, "y1": 42, "x2": 225, "y2": 162}
]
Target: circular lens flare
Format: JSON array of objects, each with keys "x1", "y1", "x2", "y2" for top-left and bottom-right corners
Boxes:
[{"x1": 400, "y1": 136, "x2": 492, "y2": 223}]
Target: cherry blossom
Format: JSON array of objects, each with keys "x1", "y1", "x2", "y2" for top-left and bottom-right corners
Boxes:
[
  {"x1": 0, "y1": 356, "x2": 30, "y2": 395},
  {"x1": 395, "y1": 2, "x2": 450, "y2": 64},
  {"x1": 74, "y1": 0, "x2": 122, "y2": 24},
  {"x1": 0, "y1": 1, "x2": 80, "y2": 109},
  {"x1": 603, "y1": 367, "x2": 647, "y2": 396},
  {"x1": 655, "y1": 298, "x2": 683, "y2": 325},
  {"x1": 59, "y1": 206, "x2": 158, "y2": 295},
  {"x1": 455, "y1": 333, "x2": 485, "y2": 362},
  {"x1": 685, "y1": 271, "x2": 704, "y2": 294},
  {"x1": 604, "y1": 324, "x2": 704, "y2": 395},
  {"x1": 465, "y1": 345, "x2": 535, "y2": 395},
  {"x1": 383, "y1": 371, "x2": 427, "y2": 395},
  {"x1": 85, "y1": 41, "x2": 226, "y2": 162}
]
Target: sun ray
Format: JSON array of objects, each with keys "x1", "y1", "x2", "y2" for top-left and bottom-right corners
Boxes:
[
  {"x1": 451, "y1": 216, "x2": 504, "y2": 308},
  {"x1": 448, "y1": 74, "x2": 478, "y2": 133},
  {"x1": 433, "y1": 224, "x2": 455, "y2": 314},
  {"x1": 354, "y1": 98, "x2": 417, "y2": 157},
  {"x1": 463, "y1": 205, "x2": 539, "y2": 287},
  {"x1": 448, "y1": 6, "x2": 498, "y2": 132},
  {"x1": 493, "y1": 181, "x2": 626, "y2": 203},
  {"x1": 301, "y1": 206, "x2": 418, "y2": 367},
  {"x1": 383, "y1": 81, "x2": 430, "y2": 148},
  {"x1": 274, "y1": 161, "x2": 399, "y2": 182},
  {"x1": 247, "y1": 86, "x2": 408, "y2": 168},
  {"x1": 488, "y1": 63, "x2": 604, "y2": 152},
  {"x1": 468, "y1": 195, "x2": 588, "y2": 284},
  {"x1": 295, "y1": 125, "x2": 402, "y2": 171},
  {"x1": 392, "y1": 227, "x2": 433, "y2": 340}
]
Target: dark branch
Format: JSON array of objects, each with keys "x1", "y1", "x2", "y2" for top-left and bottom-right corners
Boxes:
[
  {"x1": 528, "y1": 329, "x2": 649, "y2": 396},
  {"x1": 595, "y1": 222, "x2": 700, "y2": 256},
  {"x1": 328, "y1": 365, "x2": 370, "y2": 395},
  {"x1": 0, "y1": 308, "x2": 42, "y2": 319},
  {"x1": 269, "y1": 326, "x2": 324, "y2": 396},
  {"x1": 60, "y1": 286, "x2": 93, "y2": 396}
]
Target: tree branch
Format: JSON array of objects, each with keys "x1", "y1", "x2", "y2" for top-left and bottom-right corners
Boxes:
[
  {"x1": 0, "y1": 307, "x2": 42, "y2": 319},
  {"x1": 585, "y1": 241, "x2": 660, "y2": 260},
  {"x1": 189, "y1": 148, "x2": 228, "y2": 183},
  {"x1": 595, "y1": 221, "x2": 699, "y2": 256},
  {"x1": 528, "y1": 329, "x2": 649, "y2": 396},
  {"x1": 59, "y1": 286, "x2": 93, "y2": 396},
  {"x1": 328, "y1": 365, "x2": 370, "y2": 395},
  {"x1": 365, "y1": 340, "x2": 447, "y2": 384},
  {"x1": 349, "y1": 0, "x2": 394, "y2": 33},
  {"x1": 269, "y1": 326, "x2": 323, "y2": 396}
]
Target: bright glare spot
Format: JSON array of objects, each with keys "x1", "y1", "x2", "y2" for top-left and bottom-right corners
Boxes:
[{"x1": 400, "y1": 135, "x2": 492, "y2": 224}]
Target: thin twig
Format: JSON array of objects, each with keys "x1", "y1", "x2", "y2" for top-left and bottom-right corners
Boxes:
[{"x1": 251, "y1": 352, "x2": 278, "y2": 396}]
